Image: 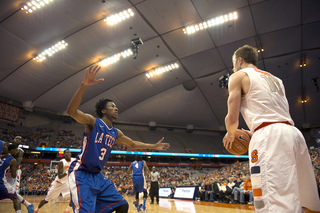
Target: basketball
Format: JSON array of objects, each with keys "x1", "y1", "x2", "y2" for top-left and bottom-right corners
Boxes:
[{"x1": 226, "y1": 129, "x2": 251, "y2": 155}]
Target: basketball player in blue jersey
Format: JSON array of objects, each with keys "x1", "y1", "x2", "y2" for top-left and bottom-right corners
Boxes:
[
  {"x1": 0, "y1": 142, "x2": 21, "y2": 213},
  {"x1": 127, "y1": 154, "x2": 151, "y2": 212},
  {"x1": 67, "y1": 65, "x2": 170, "y2": 213}
]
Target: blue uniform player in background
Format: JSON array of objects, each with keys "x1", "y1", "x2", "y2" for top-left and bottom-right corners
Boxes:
[
  {"x1": 0, "y1": 141, "x2": 21, "y2": 213},
  {"x1": 67, "y1": 65, "x2": 170, "y2": 213},
  {"x1": 127, "y1": 154, "x2": 151, "y2": 212}
]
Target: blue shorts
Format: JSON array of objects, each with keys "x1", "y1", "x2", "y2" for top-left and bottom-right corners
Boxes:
[
  {"x1": 69, "y1": 170, "x2": 127, "y2": 213},
  {"x1": 0, "y1": 181, "x2": 17, "y2": 200},
  {"x1": 132, "y1": 175, "x2": 147, "y2": 193}
]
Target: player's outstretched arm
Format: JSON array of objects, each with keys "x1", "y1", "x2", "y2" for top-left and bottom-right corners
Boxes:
[
  {"x1": 116, "y1": 129, "x2": 170, "y2": 150},
  {"x1": 57, "y1": 161, "x2": 68, "y2": 179},
  {"x1": 67, "y1": 65, "x2": 104, "y2": 131}
]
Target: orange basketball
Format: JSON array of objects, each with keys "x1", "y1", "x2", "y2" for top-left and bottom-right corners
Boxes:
[{"x1": 226, "y1": 129, "x2": 251, "y2": 155}]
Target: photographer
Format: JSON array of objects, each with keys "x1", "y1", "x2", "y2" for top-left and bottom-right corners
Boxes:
[{"x1": 168, "y1": 185, "x2": 176, "y2": 199}]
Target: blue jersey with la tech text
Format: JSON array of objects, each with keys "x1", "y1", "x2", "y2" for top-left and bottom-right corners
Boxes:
[
  {"x1": 69, "y1": 118, "x2": 118, "y2": 173},
  {"x1": 132, "y1": 161, "x2": 144, "y2": 176}
]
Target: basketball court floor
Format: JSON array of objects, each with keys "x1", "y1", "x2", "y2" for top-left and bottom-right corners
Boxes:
[
  {"x1": 0, "y1": 195, "x2": 318, "y2": 213},
  {"x1": 0, "y1": 194, "x2": 256, "y2": 213}
]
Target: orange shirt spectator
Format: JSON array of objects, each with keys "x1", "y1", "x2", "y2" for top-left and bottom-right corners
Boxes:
[{"x1": 243, "y1": 179, "x2": 252, "y2": 191}]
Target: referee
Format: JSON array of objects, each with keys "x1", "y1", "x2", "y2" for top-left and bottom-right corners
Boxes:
[{"x1": 150, "y1": 166, "x2": 160, "y2": 204}]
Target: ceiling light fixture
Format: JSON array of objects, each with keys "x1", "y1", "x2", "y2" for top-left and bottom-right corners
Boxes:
[
  {"x1": 300, "y1": 53, "x2": 306, "y2": 67},
  {"x1": 104, "y1": 8, "x2": 134, "y2": 25},
  {"x1": 21, "y1": 0, "x2": 53, "y2": 14},
  {"x1": 182, "y1": 12, "x2": 238, "y2": 35},
  {"x1": 33, "y1": 40, "x2": 68, "y2": 62},
  {"x1": 99, "y1": 48, "x2": 133, "y2": 66},
  {"x1": 146, "y1": 63, "x2": 179, "y2": 78}
]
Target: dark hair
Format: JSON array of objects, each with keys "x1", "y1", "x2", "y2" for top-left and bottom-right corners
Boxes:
[
  {"x1": 8, "y1": 143, "x2": 18, "y2": 151},
  {"x1": 135, "y1": 154, "x2": 142, "y2": 161},
  {"x1": 233, "y1": 45, "x2": 258, "y2": 66},
  {"x1": 95, "y1": 98, "x2": 113, "y2": 118},
  {"x1": 64, "y1": 149, "x2": 70, "y2": 153}
]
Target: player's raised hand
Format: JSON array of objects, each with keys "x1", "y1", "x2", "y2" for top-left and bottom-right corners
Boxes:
[
  {"x1": 155, "y1": 137, "x2": 170, "y2": 150},
  {"x1": 83, "y1": 65, "x2": 104, "y2": 86}
]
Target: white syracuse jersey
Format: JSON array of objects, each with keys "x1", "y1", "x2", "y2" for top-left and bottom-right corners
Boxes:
[
  {"x1": 54, "y1": 158, "x2": 75, "y2": 184},
  {"x1": 238, "y1": 68, "x2": 294, "y2": 132}
]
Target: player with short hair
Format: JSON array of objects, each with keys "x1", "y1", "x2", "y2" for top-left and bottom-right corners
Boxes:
[
  {"x1": 34, "y1": 149, "x2": 75, "y2": 213},
  {"x1": 127, "y1": 154, "x2": 151, "y2": 212},
  {"x1": 67, "y1": 65, "x2": 170, "y2": 213},
  {"x1": 223, "y1": 45, "x2": 320, "y2": 212}
]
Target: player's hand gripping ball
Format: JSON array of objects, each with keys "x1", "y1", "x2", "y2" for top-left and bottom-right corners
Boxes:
[{"x1": 226, "y1": 129, "x2": 251, "y2": 155}]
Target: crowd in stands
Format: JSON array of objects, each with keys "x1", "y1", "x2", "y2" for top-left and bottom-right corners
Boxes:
[
  {"x1": 19, "y1": 163, "x2": 55, "y2": 196},
  {"x1": 52, "y1": 130, "x2": 81, "y2": 148},
  {"x1": 310, "y1": 148, "x2": 320, "y2": 185},
  {"x1": 0, "y1": 125, "x2": 52, "y2": 147}
]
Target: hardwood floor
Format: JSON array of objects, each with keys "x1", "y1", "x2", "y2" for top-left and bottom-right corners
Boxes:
[{"x1": 0, "y1": 195, "x2": 318, "y2": 212}]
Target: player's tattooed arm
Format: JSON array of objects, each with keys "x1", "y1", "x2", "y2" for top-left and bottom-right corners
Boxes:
[{"x1": 57, "y1": 161, "x2": 67, "y2": 179}]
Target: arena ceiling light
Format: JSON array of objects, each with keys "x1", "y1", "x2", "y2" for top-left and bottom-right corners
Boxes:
[
  {"x1": 33, "y1": 40, "x2": 68, "y2": 62},
  {"x1": 21, "y1": 0, "x2": 53, "y2": 14},
  {"x1": 99, "y1": 48, "x2": 133, "y2": 66},
  {"x1": 182, "y1": 12, "x2": 238, "y2": 35},
  {"x1": 146, "y1": 63, "x2": 179, "y2": 78},
  {"x1": 104, "y1": 9, "x2": 134, "y2": 25}
]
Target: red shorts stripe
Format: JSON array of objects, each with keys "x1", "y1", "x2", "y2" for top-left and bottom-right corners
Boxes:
[
  {"x1": 254, "y1": 121, "x2": 292, "y2": 132},
  {"x1": 98, "y1": 198, "x2": 126, "y2": 213}
]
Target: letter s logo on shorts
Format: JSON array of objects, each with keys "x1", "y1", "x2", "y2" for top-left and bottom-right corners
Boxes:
[{"x1": 251, "y1": 149, "x2": 258, "y2": 163}]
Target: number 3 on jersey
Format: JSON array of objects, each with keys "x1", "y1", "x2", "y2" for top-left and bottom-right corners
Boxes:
[{"x1": 99, "y1": 148, "x2": 107, "y2": 161}]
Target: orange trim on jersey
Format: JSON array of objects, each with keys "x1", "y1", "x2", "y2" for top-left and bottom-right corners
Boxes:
[
  {"x1": 254, "y1": 121, "x2": 292, "y2": 132},
  {"x1": 253, "y1": 68, "x2": 273, "y2": 77},
  {"x1": 253, "y1": 188, "x2": 263, "y2": 197}
]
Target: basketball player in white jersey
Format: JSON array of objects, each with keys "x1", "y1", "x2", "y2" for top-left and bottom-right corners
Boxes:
[
  {"x1": 223, "y1": 45, "x2": 320, "y2": 212},
  {"x1": 34, "y1": 149, "x2": 75, "y2": 213}
]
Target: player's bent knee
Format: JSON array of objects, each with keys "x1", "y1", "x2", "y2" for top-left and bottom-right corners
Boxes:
[
  {"x1": 115, "y1": 202, "x2": 128, "y2": 213},
  {"x1": 143, "y1": 191, "x2": 147, "y2": 199}
]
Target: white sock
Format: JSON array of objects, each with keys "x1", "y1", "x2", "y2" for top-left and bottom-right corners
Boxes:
[
  {"x1": 16, "y1": 211, "x2": 21, "y2": 213},
  {"x1": 35, "y1": 207, "x2": 39, "y2": 212}
]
